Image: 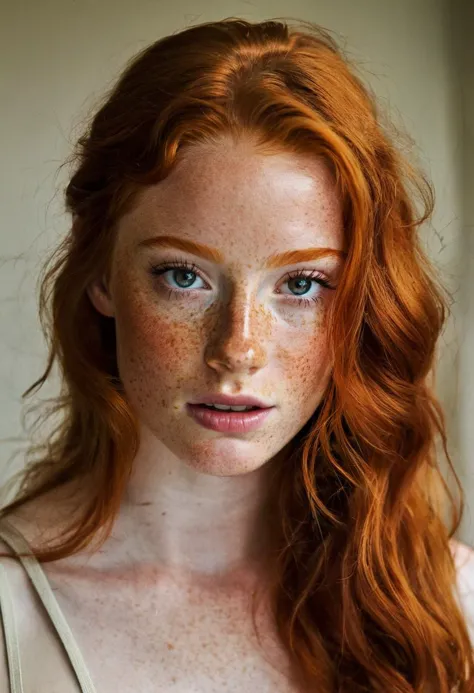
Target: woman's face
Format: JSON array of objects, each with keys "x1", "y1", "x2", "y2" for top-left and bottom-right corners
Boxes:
[{"x1": 88, "y1": 137, "x2": 345, "y2": 476}]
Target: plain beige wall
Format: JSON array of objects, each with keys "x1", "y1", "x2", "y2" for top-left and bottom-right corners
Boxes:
[
  {"x1": 0, "y1": 0, "x2": 471, "y2": 540},
  {"x1": 451, "y1": 0, "x2": 474, "y2": 544}
]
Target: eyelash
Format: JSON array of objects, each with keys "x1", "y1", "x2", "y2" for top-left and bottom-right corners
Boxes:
[{"x1": 148, "y1": 258, "x2": 335, "y2": 307}]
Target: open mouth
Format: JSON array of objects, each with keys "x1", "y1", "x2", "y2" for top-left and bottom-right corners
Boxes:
[
  {"x1": 198, "y1": 403, "x2": 261, "y2": 412},
  {"x1": 186, "y1": 403, "x2": 274, "y2": 433}
]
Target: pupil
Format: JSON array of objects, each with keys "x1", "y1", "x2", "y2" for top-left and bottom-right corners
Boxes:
[
  {"x1": 175, "y1": 270, "x2": 196, "y2": 288},
  {"x1": 289, "y1": 277, "x2": 311, "y2": 295}
]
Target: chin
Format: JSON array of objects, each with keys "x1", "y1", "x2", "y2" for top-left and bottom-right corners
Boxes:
[{"x1": 183, "y1": 439, "x2": 274, "y2": 477}]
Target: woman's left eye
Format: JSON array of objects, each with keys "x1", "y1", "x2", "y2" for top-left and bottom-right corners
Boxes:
[{"x1": 278, "y1": 271, "x2": 333, "y2": 303}]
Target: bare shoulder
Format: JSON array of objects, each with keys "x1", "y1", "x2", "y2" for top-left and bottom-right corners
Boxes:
[
  {"x1": 0, "y1": 506, "x2": 63, "y2": 693},
  {"x1": 449, "y1": 538, "x2": 474, "y2": 640},
  {"x1": 0, "y1": 534, "x2": 27, "y2": 693},
  {"x1": 449, "y1": 537, "x2": 474, "y2": 581}
]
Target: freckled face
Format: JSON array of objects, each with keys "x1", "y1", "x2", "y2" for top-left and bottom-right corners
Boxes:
[{"x1": 90, "y1": 137, "x2": 345, "y2": 476}]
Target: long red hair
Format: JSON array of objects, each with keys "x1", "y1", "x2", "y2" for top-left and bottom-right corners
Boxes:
[{"x1": 1, "y1": 17, "x2": 472, "y2": 692}]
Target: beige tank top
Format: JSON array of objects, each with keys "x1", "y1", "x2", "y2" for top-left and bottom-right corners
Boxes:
[{"x1": 0, "y1": 518, "x2": 97, "y2": 693}]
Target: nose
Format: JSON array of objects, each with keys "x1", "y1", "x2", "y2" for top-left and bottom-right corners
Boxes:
[{"x1": 204, "y1": 289, "x2": 269, "y2": 376}]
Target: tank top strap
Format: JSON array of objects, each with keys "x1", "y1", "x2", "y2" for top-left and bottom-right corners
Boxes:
[
  {"x1": 0, "y1": 518, "x2": 97, "y2": 693},
  {"x1": 0, "y1": 560, "x2": 24, "y2": 692}
]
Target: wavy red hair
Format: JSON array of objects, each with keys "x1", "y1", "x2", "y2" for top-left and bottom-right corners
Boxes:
[{"x1": 1, "y1": 17, "x2": 472, "y2": 693}]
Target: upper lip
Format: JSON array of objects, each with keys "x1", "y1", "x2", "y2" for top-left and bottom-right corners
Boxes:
[{"x1": 190, "y1": 394, "x2": 274, "y2": 408}]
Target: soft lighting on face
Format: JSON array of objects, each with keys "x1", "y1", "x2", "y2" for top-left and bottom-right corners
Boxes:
[{"x1": 103, "y1": 140, "x2": 344, "y2": 477}]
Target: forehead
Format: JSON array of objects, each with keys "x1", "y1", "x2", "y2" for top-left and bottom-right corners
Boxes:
[{"x1": 117, "y1": 138, "x2": 345, "y2": 260}]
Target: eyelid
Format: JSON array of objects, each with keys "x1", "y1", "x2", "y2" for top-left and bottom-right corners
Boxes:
[
  {"x1": 148, "y1": 256, "x2": 334, "y2": 294},
  {"x1": 279, "y1": 267, "x2": 329, "y2": 280},
  {"x1": 276, "y1": 267, "x2": 333, "y2": 289},
  {"x1": 149, "y1": 255, "x2": 331, "y2": 279}
]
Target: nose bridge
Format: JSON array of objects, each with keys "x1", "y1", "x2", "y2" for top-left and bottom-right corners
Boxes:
[
  {"x1": 228, "y1": 284, "x2": 252, "y2": 341},
  {"x1": 205, "y1": 283, "x2": 269, "y2": 375}
]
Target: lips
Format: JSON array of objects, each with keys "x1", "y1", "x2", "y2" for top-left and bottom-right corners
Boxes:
[
  {"x1": 186, "y1": 403, "x2": 274, "y2": 433},
  {"x1": 186, "y1": 392, "x2": 275, "y2": 433}
]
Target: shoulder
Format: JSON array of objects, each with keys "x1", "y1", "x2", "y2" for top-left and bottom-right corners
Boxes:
[
  {"x1": 450, "y1": 538, "x2": 474, "y2": 591},
  {"x1": 0, "y1": 529, "x2": 58, "y2": 693},
  {"x1": 0, "y1": 535, "x2": 22, "y2": 693},
  {"x1": 450, "y1": 538, "x2": 474, "y2": 640}
]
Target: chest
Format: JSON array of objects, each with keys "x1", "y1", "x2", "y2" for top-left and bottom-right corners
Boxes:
[{"x1": 17, "y1": 565, "x2": 300, "y2": 693}]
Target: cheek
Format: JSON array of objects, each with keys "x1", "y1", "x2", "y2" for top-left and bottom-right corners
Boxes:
[
  {"x1": 276, "y1": 307, "x2": 332, "y2": 402},
  {"x1": 114, "y1": 290, "x2": 204, "y2": 389},
  {"x1": 278, "y1": 343, "x2": 331, "y2": 389}
]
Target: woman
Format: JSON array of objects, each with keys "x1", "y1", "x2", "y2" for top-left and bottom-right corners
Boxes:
[{"x1": 0, "y1": 16, "x2": 472, "y2": 693}]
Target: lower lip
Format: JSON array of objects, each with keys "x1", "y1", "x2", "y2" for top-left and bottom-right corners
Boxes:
[{"x1": 186, "y1": 404, "x2": 274, "y2": 433}]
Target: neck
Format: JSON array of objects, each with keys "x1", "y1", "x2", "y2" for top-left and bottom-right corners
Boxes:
[
  {"x1": 105, "y1": 423, "x2": 282, "y2": 582},
  {"x1": 10, "y1": 427, "x2": 287, "y2": 587}
]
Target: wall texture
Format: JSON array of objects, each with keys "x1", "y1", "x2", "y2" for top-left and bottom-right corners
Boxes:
[
  {"x1": 0, "y1": 0, "x2": 471, "y2": 539},
  {"x1": 451, "y1": 0, "x2": 474, "y2": 544}
]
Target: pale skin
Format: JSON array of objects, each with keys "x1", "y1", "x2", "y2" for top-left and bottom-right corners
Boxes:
[{"x1": 0, "y1": 136, "x2": 347, "y2": 692}]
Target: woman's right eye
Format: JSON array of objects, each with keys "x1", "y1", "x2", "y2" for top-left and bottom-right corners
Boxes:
[
  {"x1": 149, "y1": 262, "x2": 208, "y2": 292},
  {"x1": 163, "y1": 268, "x2": 203, "y2": 289}
]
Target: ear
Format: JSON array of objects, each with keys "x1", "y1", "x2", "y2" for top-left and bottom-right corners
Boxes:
[{"x1": 87, "y1": 275, "x2": 115, "y2": 318}]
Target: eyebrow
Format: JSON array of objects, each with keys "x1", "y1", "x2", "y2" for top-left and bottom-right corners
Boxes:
[
  {"x1": 138, "y1": 235, "x2": 347, "y2": 268},
  {"x1": 138, "y1": 235, "x2": 224, "y2": 263}
]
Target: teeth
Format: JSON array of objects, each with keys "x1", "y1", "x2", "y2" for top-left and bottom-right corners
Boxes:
[{"x1": 204, "y1": 403, "x2": 256, "y2": 412}]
